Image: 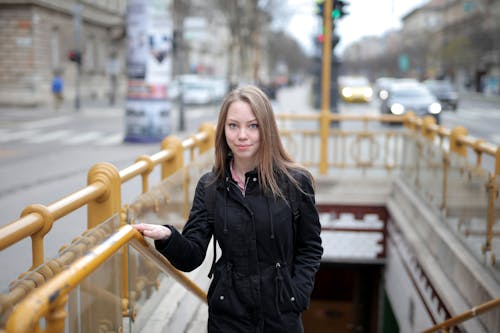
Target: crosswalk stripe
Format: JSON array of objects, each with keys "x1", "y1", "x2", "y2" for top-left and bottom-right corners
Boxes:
[
  {"x1": 64, "y1": 131, "x2": 102, "y2": 145},
  {"x1": 0, "y1": 129, "x2": 40, "y2": 143},
  {"x1": 26, "y1": 130, "x2": 72, "y2": 143},
  {"x1": 20, "y1": 116, "x2": 72, "y2": 129},
  {"x1": 96, "y1": 133, "x2": 124, "y2": 145},
  {"x1": 0, "y1": 127, "x2": 124, "y2": 146}
]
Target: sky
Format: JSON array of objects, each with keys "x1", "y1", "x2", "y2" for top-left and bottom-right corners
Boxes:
[{"x1": 286, "y1": 0, "x2": 429, "y2": 55}]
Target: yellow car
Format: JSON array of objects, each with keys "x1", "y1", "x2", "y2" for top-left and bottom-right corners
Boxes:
[{"x1": 339, "y1": 76, "x2": 373, "y2": 103}]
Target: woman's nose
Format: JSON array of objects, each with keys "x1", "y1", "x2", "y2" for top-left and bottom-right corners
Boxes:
[{"x1": 238, "y1": 128, "x2": 248, "y2": 139}]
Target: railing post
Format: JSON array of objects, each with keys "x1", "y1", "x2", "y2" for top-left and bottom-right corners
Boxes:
[
  {"x1": 20, "y1": 204, "x2": 54, "y2": 269},
  {"x1": 161, "y1": 136, "x2": 184, "y2": 179},
  {"x1": 87, "y1": 162, "x2": 121, "y2": 229},
  {"x1": 45, "y1": 294, "x2": 68, "y2": 333},
  {"x1": 450, "y1": 126, "x2": 468, "y2": 157},
  {"x1": 198, "y1": 123, "x2": 215, "y2": 153},
  {"x1": 135, "y1": 155, "x2": 155, "y2": 193},
  {"x1": 421, "y1": 115, "x2": 436, "y2": 141},
  {"x1": 495, "y1": 146, "x2": 500, "y2": 176}
]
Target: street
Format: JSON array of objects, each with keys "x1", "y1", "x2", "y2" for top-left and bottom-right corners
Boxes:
[
  {"x1": 0, "y1": 99, "x2": 220, "y2": 288},
  {"x1": 1, "y1": 82, "x2": 499, "y2": 289}
]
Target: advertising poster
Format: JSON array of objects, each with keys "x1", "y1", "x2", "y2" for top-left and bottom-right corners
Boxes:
[{"x1": 125, "y1": 0, "x2": 173, "y2": 142}]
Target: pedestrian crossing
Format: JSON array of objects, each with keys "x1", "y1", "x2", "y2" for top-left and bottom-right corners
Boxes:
[{"x1": 0, "y1": 127, "x2": 124, "y2": 146}]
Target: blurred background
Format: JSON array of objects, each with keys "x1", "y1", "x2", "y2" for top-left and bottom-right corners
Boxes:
[{"x1": 0, "y1": 0, "x2": 498, "y2": 108}]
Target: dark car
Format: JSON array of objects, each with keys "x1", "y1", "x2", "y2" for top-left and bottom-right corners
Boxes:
[
  {"x1": 380, "y1": 81, "x2": 442, "y2": 124},
  {"x1": 423, "y1": 79, "x2": 459, "y2": 111},
  {"x1": 374, "y1": 77, "x2": 396, "y2": 100}
]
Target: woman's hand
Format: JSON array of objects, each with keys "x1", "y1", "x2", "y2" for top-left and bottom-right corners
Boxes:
[{"x1": 133, "y1": 223, "x2": 172, "y2": 240}]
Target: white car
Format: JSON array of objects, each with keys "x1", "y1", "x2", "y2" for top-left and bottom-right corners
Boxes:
[
  {"x1": 168, "y1": 75, "x2": 216, "y2": 105},
  {"x1": 182, "y1": 81, "x2": 214, "y2": 105}
]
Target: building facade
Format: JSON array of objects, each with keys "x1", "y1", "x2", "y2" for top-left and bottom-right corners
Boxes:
[{"x1": 0, "y1": 0, "x2": 127, "y2": 107}]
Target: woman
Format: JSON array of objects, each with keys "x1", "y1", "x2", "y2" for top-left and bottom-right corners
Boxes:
[{"x1": 134, "y1": 85, "x2": 323, "y2": 332}]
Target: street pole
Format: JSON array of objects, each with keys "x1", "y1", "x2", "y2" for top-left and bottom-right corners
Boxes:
[
  {"x1": 75, "y1": 62, "x2": 81, "y2": 110},
  {"x1": 177, "y1": 28, "x2": 185, "y2": 132},
  {"x1": 73, "y1": 4, "x2": 82, "y2": 112},
  {"x1": 319, "y1": 0, "x2": 333, "y2": 174}
]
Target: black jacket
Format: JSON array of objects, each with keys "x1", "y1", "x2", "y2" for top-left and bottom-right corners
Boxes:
[{"x1": 155, "y1": 168, "x2": 323, "y2": 332}]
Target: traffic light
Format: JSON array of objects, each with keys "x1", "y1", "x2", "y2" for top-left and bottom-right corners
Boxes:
[
  {"x1": 316, "y1": 32, "x2": 340, "y2": 49},
  {"x1": 317, "y1": 1, "x2": 349, "y2": 20},
  {"x1": 68, "y1": 50, "x2": 82, "y2": 64},
  {"x1": 333, "y1": 0, "x2": 349, "y2": 20}
]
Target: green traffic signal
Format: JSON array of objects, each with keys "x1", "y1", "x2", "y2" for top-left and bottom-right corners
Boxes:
[
  {"x1": 333, "y1": 0, "x2": 349, "y2": 20},
  {"x1": 316, "y1": 0, "x2": 349, "y2": 20}
]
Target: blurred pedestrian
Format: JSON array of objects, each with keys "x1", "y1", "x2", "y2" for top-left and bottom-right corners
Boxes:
[
  {"x1": 51, "y1": 71, "x2": 64, "y2": 111},
  {"x1": 134, "y1": 85, "x2": 323, "y2": 332}
]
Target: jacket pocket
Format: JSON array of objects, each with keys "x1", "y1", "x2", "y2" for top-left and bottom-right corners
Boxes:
[
  {"x1": 207, "y1": 262, "x2": 248, "y2": 317},
  {"x1": 275, "y1": 263, "x2": 307, "y2": 314}
]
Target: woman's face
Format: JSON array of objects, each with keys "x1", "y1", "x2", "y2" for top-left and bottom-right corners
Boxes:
[{"x1": 225, "y1": 100, "x2": 260, "y2": 164}]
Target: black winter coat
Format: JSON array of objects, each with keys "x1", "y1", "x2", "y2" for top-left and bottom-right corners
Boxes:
[{"x1": 154, "y1": 168, "x2": 323, "y2": 333}]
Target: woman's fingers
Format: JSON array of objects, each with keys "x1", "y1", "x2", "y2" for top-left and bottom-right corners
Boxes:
[{"x1": 132, "y1": 223, "x2": 171, "y2": 240}]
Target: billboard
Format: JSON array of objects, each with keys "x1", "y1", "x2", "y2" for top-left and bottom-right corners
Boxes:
[{"x1": 125, "y1": 0, "x2": 173, "y2": 142}]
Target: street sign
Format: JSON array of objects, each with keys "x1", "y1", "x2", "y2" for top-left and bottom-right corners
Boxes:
[{"x1": 398, "y1": 54, "x2": 410, "y2": 73}]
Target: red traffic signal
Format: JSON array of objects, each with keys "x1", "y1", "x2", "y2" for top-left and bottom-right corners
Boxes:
[{"x1": 68, "y1": 50, "x2": 82, "y2": 64}]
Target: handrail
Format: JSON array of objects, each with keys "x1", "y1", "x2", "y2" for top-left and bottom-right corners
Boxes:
[
  {"x1": 1, "y1": 113, "x2": 499, "y2": 332},
  {"x1": 0, "y1": 126, "x2": 213, "y2": 262},
  {"x1": 0, "y1": 124, "x2": 215, "y2": 331},
  {"x1": 421, "y1": 297, "x2": 500, "y2": 333},
  {"x1": 5, "y1": 225, "x2": 207, "y2": 333},
  {"x1": 0, "y1": 182, "x2": 106, "y2": 252}
]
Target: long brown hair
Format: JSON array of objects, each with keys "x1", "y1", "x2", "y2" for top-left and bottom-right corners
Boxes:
[{"x1": 213, "y1": 85, "x2": 312, "y2": 198}]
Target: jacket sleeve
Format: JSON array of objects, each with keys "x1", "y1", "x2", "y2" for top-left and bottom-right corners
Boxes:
[
  {"x1": 292, "y1": 172, "x2": 323, "y2": 306},
  {"x1": 154, "y1": 173, "x2": 214, "y2": 272}
]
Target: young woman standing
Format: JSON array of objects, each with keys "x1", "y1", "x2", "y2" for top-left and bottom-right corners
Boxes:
[{"x1": 134, "y1": 85, "x2": 323, "y2": 332}]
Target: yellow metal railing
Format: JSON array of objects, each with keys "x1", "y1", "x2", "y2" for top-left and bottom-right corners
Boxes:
[
  {"x1": 421, "y1": 297, "x2": 500, "y2": 333},
  {"x1": 0, "y1": 123, "x2": 215, "y2": 332},
  {"x1": 1, "y1": 111, "x2": 499, "y2": 332},
  {"x1": 5, "y1": 224, "x2": 207, "y2": 333}
]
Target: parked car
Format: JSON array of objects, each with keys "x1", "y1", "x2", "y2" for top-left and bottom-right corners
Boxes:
[
  {"x1": 422, "y1": 79, "x2": 459, "y2": 111},
  {"x1": 207, "y1": 77, "x2": 229, "y2": 102},
  {"x1": 380, "y1": 81, "x2": 442, "y2": 124},
  {"x1": 338, "y1": 76, "x2": 373, "y2": 103},
  {"x1": 182, "y1": 80, "x2": 215, "y2": 105},
  {"x1": 168, "y1": 75, "x2": 216, "y2": 105}
]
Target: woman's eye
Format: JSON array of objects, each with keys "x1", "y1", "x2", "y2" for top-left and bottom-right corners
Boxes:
[
  {"x1": 249, "y1": 123, "x2": 258, "y2": 129},
  {"x1": 227, "y1": 123, "x2": 237, "y2": 129}
]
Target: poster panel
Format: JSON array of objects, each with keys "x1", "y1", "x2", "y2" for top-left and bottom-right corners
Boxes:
[
  {"x1": 125, "y1": 0, "x2": 173, "y2": 142},
  {"x1": 125, "y1": 99, "x2": 171, "y2": 142}
]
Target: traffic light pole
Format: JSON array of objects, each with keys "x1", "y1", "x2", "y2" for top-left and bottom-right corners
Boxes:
[
  {"x1": 319, "y1": 0, "x2": 333, "y2": 174},
  {"x1": 75, "y1": 62, "x2": 81, "y2": 111},
  {"x1": 175, "y1": 28, "x2": 185, "y2": 132},
  {"x1": 73, "y1": 4, "x2": 82, "y2": 112}
]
